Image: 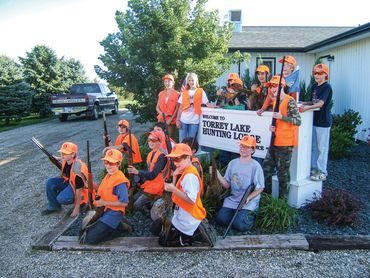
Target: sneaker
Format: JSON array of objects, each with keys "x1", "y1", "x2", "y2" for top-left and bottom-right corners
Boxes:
[
  {"x1": 41, "y1": 208, "x2": 61, "y2": 215},
  {"x1": 310, "y1": 172, "x2": 327, "y2": 181},
  {"x1": 310, "y1": 169, "x2": 318, "y2": 176}
]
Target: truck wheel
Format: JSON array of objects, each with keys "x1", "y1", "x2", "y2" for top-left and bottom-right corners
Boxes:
[
  {"x1": 59, "y1": 114, "x2": 68, "y2": 122},
  {"x1": 91, "y1": 104, "x2": 99, "y2": 120},
  {"x1": 112, "y1": 101, "x2": 119, "y2": 114}
]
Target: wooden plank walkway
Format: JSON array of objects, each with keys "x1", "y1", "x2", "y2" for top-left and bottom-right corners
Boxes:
[{"x1": 52, "y1": 233, "x2": 309, "y2": 252}]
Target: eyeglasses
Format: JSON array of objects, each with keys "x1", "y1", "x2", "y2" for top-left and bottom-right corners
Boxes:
[
  {"x1": 147, "y1": 138, "x2": 159, "y2": 143},
  {"x1": 313, "y1": 71, "x2": 325, "y2": 75},
  {"x1": 117, "y1": 125, "x2": 127, "y2": 129},
  {"x1": 103, "y1": 160, "x2": 119, "y2": 166},
  {"x1": 172, "y1": 155, "x2": 187, "y2": 163}
]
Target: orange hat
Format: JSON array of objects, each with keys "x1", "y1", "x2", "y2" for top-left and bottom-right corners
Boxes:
[
  {"x1": 145, "y1": 130, "x2": 163, "y2": 142},
  {"x1": 166, "y1": 143, "x2": 193, "y2": 158},
  {"x1": 227, "y1": 73, "x2": 239, "y2": 80},
  {"x1": 278, "y1": 55, "x2": 297, "y2": 68},
  {"x1": 267, "y1": 75, "x2": 286, "y2": 87},
  {"x1": 256, "y1": 65, "x2": 270, "y2": 74},
  {"x1": 58, "y1": 142, "x2": 78, "y2": 154},
  {"x1": 118, "y1": 119, "x2": 129, "y2": 128},
  {"x1": 230, "y1": 78, "x2": 243, "y2": 86},
  {"x1": 102, "y1": 149, "x2": 122, "y2": 163},
  {"x1": 239, "y1": 135, "x2": 256, "y2": 148},
  {"x1": 162, "y1": 74, "x2": 175, "y2": 83},
  {"x1": 313, "y1": 64, "x2": 329, "y2": 80}
]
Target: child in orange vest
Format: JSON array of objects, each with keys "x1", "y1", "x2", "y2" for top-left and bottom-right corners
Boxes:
[
  {"x1": 42, "y1": 142, "x2": 88, "y2": 218},
  {"x1": 251, "y1": 65, "x2": 270, "y2": 111},
  {"x1": 156, "y1": 74, "x2": 180, "y2": 138},
  {"x1": 259, "y1": 75, "x2": 301, "y2": 199},
  {"x1": 82, "y1": 149, "x2": 129, "y2": 244}
]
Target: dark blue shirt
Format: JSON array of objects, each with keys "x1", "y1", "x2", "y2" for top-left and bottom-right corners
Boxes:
[
  {"x1": 311, "y1": 82, "x2": 333, "y2": 127},
  {"x1": 99, "y1": 183, "x2": 129, "y2": 229}
]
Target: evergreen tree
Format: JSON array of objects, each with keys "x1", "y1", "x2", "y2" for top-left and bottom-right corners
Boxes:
[{"x1": 0, "y1": 55, "x2": 23, "y2": 86}]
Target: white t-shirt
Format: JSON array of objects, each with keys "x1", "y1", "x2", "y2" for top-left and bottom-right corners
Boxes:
[
  {"x1": 171, "y1": 173, "x2": 201, "y2": 236},
  {"x1": 178, "y1": 88, "x2": 209, "y2": 124}
]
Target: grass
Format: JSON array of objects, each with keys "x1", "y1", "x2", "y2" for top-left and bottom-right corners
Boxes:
[
  {"x1": 0, "y1": 114, "x2": 55, "y2": 133},
  {"x1": 118, "y1": 95, "x2": 136, "y2": 109}
]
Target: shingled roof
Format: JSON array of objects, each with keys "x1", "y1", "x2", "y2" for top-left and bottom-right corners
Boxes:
[{"x1": 229, "y1": 26, "x2": 354, "y2": 51}]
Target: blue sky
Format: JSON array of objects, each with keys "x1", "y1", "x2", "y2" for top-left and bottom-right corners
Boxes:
[{"x1": 0, "y1": 0, "x2": 368, "y2": 80}]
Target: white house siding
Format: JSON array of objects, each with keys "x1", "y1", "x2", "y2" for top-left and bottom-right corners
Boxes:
[{"x1": 316, "y1": 37, "x2": 370, "y2": 141}]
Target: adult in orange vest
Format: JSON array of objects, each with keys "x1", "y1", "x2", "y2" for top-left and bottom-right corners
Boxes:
[
  {"x1": 103, "y1": 119, "x2": 142, "y2": 164},
  {"x1": 83, "y1": 149, "x2": 130, "y2": 244},
  {"x1": 156, "y1": 74, "x2": 180, "y2": 138},
  {"x1": 258, "y1": 75, "x2": 301, "y2": 199},
  {"x1": 42, "y1": 142, "x2": 88, "y2": 218},
  {"x1": 127, "y1": 130, "x2": 166, "y2": 211},
  {"x1": 159, "y1": 144, "x2": 208, "y2": 247},
  {"x1": 212, "y1": 136, "x2": 265, "y2": 232},
  {"x1": 176, "y1": 72, "x2": 214, "y2": 143}
]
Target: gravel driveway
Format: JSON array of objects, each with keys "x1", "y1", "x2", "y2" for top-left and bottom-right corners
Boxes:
[{"x1": 0, "y1": 110, "x2": 369, "y2": 277}]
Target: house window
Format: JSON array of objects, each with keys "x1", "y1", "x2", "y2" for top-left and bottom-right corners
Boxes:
[
  {"x1": 229, "y1": 10, "x2": 242, "y2": 32},
  {"x1": 256, "y1": 57, "x2": 276, "y2": 76}
]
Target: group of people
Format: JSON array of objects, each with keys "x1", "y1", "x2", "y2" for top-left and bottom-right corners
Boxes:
[{"x1": 41, "y1": 55, "x2": 333, "y2": 247}]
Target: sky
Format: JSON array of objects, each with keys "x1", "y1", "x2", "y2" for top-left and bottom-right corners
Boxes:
[{"x1": 0, "y1": 0, "x2": 369, "y2": 81}]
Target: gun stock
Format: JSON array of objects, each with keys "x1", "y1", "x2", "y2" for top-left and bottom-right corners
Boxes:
[
  {"x1": 31, "y1": 137, "x2": 62, "y2": 170},
  {"x1": 102, "y1": 112, "x2": 110, "y2": 147}
]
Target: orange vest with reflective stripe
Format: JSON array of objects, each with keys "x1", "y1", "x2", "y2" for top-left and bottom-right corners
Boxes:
[
  {"x1": 114, "y1": 133, "x2": 142, "y2": 164},
  {"x1": 172, "y1": 165, "x2": 206, "y2": 220},
  {"x1": 157, "y1": 89, "x2": 180, "y2": 124},
  {"x1": 61, "y1": 159, "x2": 89, "y2": 205},
  {"x1": 182, "y1": 88, "x2": 203, "y2": 115},
  {"x1": 191, "y1": 156, "x2": 204, "y2": 196},
  {"x1": 273, "y1": 95, "x2": 299, "y2": 147},
  {"x1": 140, "y1": 150, "x2": 165, "y2": 196},
  {"x1": 96, "y1": 170, "x2": 129, "y2": 214}
]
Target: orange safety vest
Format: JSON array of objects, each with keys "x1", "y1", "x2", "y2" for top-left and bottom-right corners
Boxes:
[
  {"x1": 191, "y1": 156, "x2": 204, "y2": 196},
  {"x1": 140, "y1": 150, "x2": 165, "y2": 196},
  {"x1": 157, "y1": 89, "x2": 180, "y2": 124},
  {"x1": 172, "y1": 165, "x2": 206, "y2": 221},
  {"x1": 273, "y1": 95, "x2": 299, "y2": 147},
  {"x1": 182, "y1": 88, "x2": 203, "y2": 115},
  {"x1": 61, "y1": 159, "x2": 89, "y2": 205},
  {"x1": 114, "y1": 133, "x2": 142, "y2": 164},
  {"x1": 95, "y1": 170, "x2": 129, "y2": 214}
]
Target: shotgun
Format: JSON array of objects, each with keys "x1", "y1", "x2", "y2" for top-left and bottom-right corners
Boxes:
[
  {"x1": 31, "y1": 137, "x2": 62, "y2": 170},
  {"x1": 86, "y1": 140, "x2": 94, "y2": 210},
  {"x1": 223, "y1": 183, "x2": 255, "y2": 239},
  {"x1": 102, "y1": 111, "x2": 110, "y2": 147}
]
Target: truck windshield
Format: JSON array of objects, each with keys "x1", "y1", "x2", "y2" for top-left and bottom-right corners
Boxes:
[{"x1": 70, "y1": 84, "x2": 100, "y2": 94}]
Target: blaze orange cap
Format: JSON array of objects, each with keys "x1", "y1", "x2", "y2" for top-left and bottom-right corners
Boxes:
[
  {"x1": 102, "y1": 149, "x2": 122, "y2": 163},
  {"x1": 239, "y1": 135, "x2": 256, "y2": 148},
  {"x1": 162, "y1": 74, "x2": 175, "y2": 83},
  {"x1": 256, "y1": 65, "x2": 270, "y2": 74},
  {"x1": 118, "y1": 119, "x2": 129, "y2": 128},
  {"x1": 278, "y1": 55, "x2": 297, "y2": 68},
  {"x1": 267, "y1": 75, "x2": 286, "y2": 87},
  {"x1": 166, "y1": 143, "x2": 193, "y2": 158},
  {"x1": 313, "y1": 64, "x2": 329, "y2": 80},
  {"x1": 145, "y1": 130, "x2": 163, "y2": 142},
  {"x1": 227, "y1": 73, "x2": 239, "y2": 80},
  {"x1": 230, "y1": 78, "x2": 243, "y2": 86},
  {"x1": 58, "y1": 142, "x2": 78, "y2": 154}
]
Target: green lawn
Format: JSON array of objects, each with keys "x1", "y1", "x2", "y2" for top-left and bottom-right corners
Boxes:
[
  {"x1": 0, "y1": 114, "x2": 54, "y2": 133},
  {"x1": 118, "y1": 95, "x2": 136, "y2": 109}
]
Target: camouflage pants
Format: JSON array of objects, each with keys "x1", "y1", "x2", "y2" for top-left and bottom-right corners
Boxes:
[{"x1": 263, "y1": 146, "x2": 293, "y2": 199}]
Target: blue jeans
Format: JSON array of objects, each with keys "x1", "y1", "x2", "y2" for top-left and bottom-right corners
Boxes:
[
  {"x1": 311, "y1": 126, "x2": 331, "y2": 175},
  {"x1": 84, "y1": 221, "x2": 121, "y2": 244},
  {"x1": 45, "y1": 177, "x2": 74, "y2": 210},
  {"x1": 179, "y1": 122, "x2": 199, "y2": 143},
  {"x1": 216, "y1": 207, "x2": 255, "y2": 232}
]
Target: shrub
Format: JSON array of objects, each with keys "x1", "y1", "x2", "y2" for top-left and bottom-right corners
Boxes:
[
  {"x1": 330, "y1": 109, "x2": 362, "y2": 158},
  {"x1": 254, "y1": 193, "x2": 298, "y2": 233},
  {"x1": 306, "y1": 187, "x2": 362, "y2": 226}
]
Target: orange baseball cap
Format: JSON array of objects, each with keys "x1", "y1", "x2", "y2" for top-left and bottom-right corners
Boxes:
[
  {"x1": 145, "y1": 130, "x2": 163, "y2": 142},
  {"x1": 227, "y1": 73, "x2": 239, "y2": 80},
  {"x1": 166, "y1": 143, "x2": 193, "y2": 158},
  {"x1": 162, "y1": 74, "x2": 175, "y2": 83},
  {"x1": 313, "y1": 64, "x2": 329, "y2": 80},
  {"x1": 256, "y1": 65, "x2": 270, "y2": 74},
  {"x1": 278, "y1": 55, "x2": 297, "y2": 68},
  {"x1": 267, "y1": 75, "x2": 286, "y2": 87},
  {"x1": 102, "y1": 149, "x2": 123, "y2": 163},
  {"x1": 118, "y1": 119, "x2": 129, "y2": 128},
  {"x1": 239, "y1": 135, "x2": 256, "y2": 148},
  {"x1": 58, "y1": 142, "x2": 78, "y2": 154},
  {"x1": 230, "y1": 78, "x2": 243, "y2": 86}
]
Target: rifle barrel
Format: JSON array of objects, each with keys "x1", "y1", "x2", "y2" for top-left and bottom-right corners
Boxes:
[{"x1": 31, "y1": 137, "x2": 62, "y2": 170}]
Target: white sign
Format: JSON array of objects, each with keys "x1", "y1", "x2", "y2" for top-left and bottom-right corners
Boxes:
[{"x1": 198, "y1": 108, "x2": 273, "y2": 158}]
